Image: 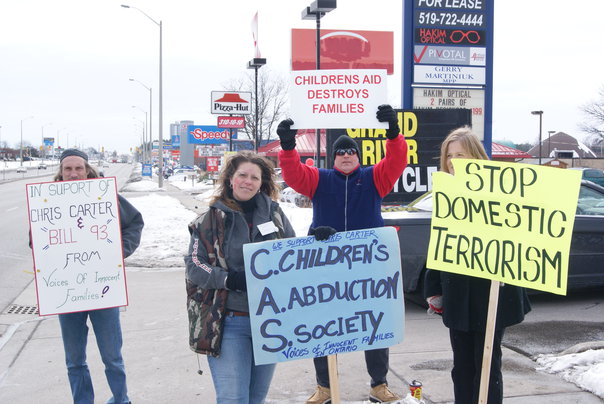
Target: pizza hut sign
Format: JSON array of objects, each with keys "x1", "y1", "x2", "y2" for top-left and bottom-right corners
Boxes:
[{"x1": 211, "y1": 91, "x2": 252, "y2": 115}]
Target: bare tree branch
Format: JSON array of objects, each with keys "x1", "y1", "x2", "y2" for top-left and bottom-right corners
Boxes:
[
  {"x1": 580, "y1": 86, "x2": 604, "y2": 146},
  {"x1": 222, "y1": 68, "x2": 289, "y2": 148}
]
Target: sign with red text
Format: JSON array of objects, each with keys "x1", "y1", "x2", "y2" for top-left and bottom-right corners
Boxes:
[
  {"x1": 187, "y1": 125, "x2": 231, "y2": 145},
  {"x1": 206, "y1": 156, "x2": 219, "y2": 172},
  {"x1": 26, "y1": 178, "x2": 128, "y2": 316},
  {"x1": 211, "y1": 91, "x2": 252, "y2": 115},
  {"x1": 413, "y1": 87, "x2": 485, "y2": 139},
  {"x1": 217, "y1": 116, "x2": 245, "y2": 129},
  {"x1": 290, "y1": 69, "x2": 388, "y2": 130}
]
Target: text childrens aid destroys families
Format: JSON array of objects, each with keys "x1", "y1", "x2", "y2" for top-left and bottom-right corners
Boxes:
[
  {"x1": 427, "y1": 160, "x2": 581, "y2": 295},
  {"x1": 290, "y1": 69, "x2": 388, "y2": 129},
  {"x1": 243, "y1": 227, "x2": 403, "y2": 365},
  {"x1": 27, "y1": 178, "x2": 127, "y2": 315}
]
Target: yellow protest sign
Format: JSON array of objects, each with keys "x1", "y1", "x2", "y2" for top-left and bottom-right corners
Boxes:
[{"x1": 426, "y1": 160, "x2": 582, "y2": 295}]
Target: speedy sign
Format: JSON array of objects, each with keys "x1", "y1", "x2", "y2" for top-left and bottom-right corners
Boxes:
[
  {"x1": 187, "y1": 125, "x2": 231, "y2": 145},
  {"x1": 211, "y1": 91, "x2": 252, "y2": 115},
  {"x1": 290, "y1": 69, "x2": 388, "y2": 130}
]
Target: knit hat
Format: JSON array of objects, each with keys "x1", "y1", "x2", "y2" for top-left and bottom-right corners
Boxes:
[
  {"x1": 60, "y1": 148, "x2": 88, "y2": 162},
  {"x1": 332, "y1": 135, "x2": 360, "y2": 159}
]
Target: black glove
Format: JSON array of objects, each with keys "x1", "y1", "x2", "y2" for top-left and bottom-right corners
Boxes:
[
  {"x1": 226, "y1": 271, "x2": 247, "y2": 292},
  {"x1": 376, "y1": 104, "x2": 400, "y2": 140},
  {"x1": 310, "y1": 226, "x2": 337, "y2": 241},
  {"x1": 277, "y1": 119, "x2": 297, "y2": 150}
]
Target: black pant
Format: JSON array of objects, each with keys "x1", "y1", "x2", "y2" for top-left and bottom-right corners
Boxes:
[
  {"x1": 314, "y1": 348, "x2": 389, "y2": 388},
  {"x1": 449, "y1": 328, "x2": 505, "y2": 404}
]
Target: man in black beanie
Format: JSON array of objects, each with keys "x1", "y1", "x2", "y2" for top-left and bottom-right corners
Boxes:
[{"x1": 277, "y1": 105, "x2": 408, "y2": 403}]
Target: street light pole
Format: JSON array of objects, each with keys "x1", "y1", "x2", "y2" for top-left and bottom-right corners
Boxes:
[
  {"x1": 531, "y1": 110, "x2": 543, "y2": 165},
  {"x1": 247, "y1": 58, "x2": 266, "y2": 152},
  {"x1": 122, "y1": 5, "x2": 163, "y2": 188},
  {"x1": 302, "y1": 0, "x2": 337, "y2": 169},
  {"x1": 129, "y1": 78, "x2": 153, "y2": 164}
]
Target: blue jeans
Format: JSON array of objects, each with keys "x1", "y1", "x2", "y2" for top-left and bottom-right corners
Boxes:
[
  {"x1": 207, "y1": 314, "x2": 276, "y2": 404},
  {"x1": 58, "y1": 307, "x2": 130, "y2": 404}
]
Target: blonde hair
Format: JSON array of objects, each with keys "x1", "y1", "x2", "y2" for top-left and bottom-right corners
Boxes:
[
  {"x1": 210, "y1": 151, "x2": 279, "y2": 210},
  {"x1": 439, "y1": 126, "x2": 489, "y2": 173}
]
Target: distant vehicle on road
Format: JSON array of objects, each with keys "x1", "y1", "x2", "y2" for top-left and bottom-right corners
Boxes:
[
  {"x1": 16, "y1": 166, "x2": 27, "y2": 173},
  {"x1": 38, "y1": 163, "x2": 47, "y2": 169}
]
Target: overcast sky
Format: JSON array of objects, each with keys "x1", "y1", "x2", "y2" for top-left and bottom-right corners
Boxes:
[{"x1": 1, "y1": 0, "x2": 603, "y2": 154}]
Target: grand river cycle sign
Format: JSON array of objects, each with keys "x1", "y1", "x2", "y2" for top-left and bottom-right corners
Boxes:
[
  {"x1": 243, "y1": 227, "x2": 404, "y2": 366},
  {"x1": 27, "y1": 178, "x2": 128, "y2": 315}
]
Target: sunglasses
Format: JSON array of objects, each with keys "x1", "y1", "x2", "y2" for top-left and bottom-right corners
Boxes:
[{"x1": 335, "y1": 148, "x2": 358, "y2": 156}]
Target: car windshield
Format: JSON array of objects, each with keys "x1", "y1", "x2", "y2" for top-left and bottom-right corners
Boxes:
[
  {"x1": 585, "y1": 169, "x2": 604, "y2": 178},
  {"x1": 577, "y1": 185, "x2": 604, "y2": 215}
]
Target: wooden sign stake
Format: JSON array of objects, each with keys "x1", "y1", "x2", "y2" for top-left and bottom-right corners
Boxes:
[
  {"x1": 478, "y1": 280, "x2": 500, "y2": 404},
  {"x1": 327, "y1": 354, "x2": 341, "y2": 403}
]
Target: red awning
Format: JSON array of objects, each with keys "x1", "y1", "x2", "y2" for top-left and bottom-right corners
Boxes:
[
  {"x1": 491, "y1": 142, "x2": 532, "y2": 159},
  {"x1": 259, "y1": 129, "x2": 326, "y2": 157}
]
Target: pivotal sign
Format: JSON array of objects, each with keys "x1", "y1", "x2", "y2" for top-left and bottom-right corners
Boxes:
[{"x1": 211, "y1": 91, "x2": 252, "y2": 115}]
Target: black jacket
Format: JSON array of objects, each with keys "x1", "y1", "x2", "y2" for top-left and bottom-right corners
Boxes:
[{"x1": 424, "y1": 269, "x2": 531, "y2": 332}]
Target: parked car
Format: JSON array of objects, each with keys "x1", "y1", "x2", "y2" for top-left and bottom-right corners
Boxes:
[
  {"x1": 570, "y1": 167, "x2": 604, "y2": 187},
  {"x1": 38, "y1": 163, "x2": 47, "y2": 169},
  {"x1": 16, "y1": 166, "x2": 27, "y2": 173},
  {"x1": 280, "y1": 187, "x2": 311, "y2": 208},
  {"x1": 384, "y1": 180, "x2": 604, "y2": 295}
]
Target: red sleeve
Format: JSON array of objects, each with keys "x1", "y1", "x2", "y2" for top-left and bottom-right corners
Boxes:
[
  {"x1": 278, "y1": 149, "x2": 319, "y2": 198},
  {"x1": 373, "y1": 135, "x2": 408, "y2": 198}
]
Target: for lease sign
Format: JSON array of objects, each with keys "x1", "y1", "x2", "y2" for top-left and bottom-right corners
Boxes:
[{"x1": 290, "y1": 69, "x2": 388, "y2": 130}]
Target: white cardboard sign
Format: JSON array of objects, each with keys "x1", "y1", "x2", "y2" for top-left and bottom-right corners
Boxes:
[
  {"x1": 290, "y1": 69, "x2": 388, "y2": 130},
  {"x1": 26, "y1": 178, "x2": 128, "y2": 316}
]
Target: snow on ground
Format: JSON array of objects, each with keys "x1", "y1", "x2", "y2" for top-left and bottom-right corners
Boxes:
[
  {"x1": 536, "y1": 349, "x2": 604, "y2": 399},
  {"x1": 119, "y1": 176, "x2": 604, "y2": 399}
]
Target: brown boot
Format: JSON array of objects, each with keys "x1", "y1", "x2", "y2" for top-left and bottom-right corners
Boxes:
[
  {"x1": 369, "y1": 383, "x2": 401, "y2": 403},
  {"x1": 306, "y1": 385, "x2": 331, "y2": 404}
]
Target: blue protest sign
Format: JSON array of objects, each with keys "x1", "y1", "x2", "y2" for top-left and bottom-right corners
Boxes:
[{"x1": 243, "y1": 226, "x2": 404, "y2": 366}]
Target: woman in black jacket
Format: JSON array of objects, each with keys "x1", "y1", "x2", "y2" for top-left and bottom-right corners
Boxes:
[{"x1": 424, "y1": 127, "x2": 531, "y2": 404}]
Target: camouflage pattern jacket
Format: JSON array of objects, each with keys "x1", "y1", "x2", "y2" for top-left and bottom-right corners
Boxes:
[{"x1": 184, "y1": 193, "x2": 295, "y2": 356}]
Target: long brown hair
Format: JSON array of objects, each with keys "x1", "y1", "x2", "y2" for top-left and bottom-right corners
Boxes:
[
  {"x1": 210, "y1": 151, "x2": 279, "y2": 210},
  {"x1": 439, "y1": 126, "x2": 489, "y2": 173}
]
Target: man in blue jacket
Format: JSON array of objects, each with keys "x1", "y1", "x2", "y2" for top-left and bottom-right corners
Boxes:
[
  {"x1": 277, "y1": 105, "x2": 407, "y2": 404},
  {"x1": 51, "y1": 149, "x2": 144, "y2": 404}
]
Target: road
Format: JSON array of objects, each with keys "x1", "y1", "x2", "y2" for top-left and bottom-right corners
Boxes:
[{"x1": 0, "y1": 163, "x2": 134, "y2": 314}]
